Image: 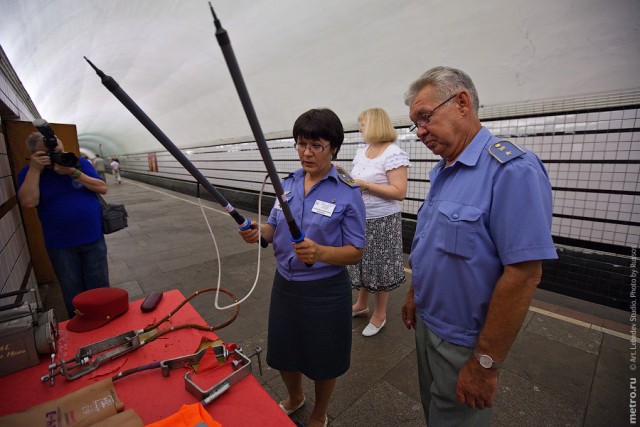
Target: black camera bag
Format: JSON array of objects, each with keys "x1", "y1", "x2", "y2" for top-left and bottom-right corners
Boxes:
[{"x1": 97, "y1": 195, "x2": 128, "y2": 234}]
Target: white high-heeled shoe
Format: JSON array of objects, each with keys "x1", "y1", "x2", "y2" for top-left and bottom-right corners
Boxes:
[
  {"x1": 352, "y1": 307, "x2": 369, "y2": 317},
  {"x1": 362, "y1": 319, "x2": 386, "y2": 337}
]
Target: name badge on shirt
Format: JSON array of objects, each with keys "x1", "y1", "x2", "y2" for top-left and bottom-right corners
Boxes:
[{"x1": 312, "y1": 200, "x2": 336, "y2": 217}]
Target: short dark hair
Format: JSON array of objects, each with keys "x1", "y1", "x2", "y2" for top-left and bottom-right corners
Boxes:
[{"x1": 293, "y1": 108, "x2": 344, "y2": 160}]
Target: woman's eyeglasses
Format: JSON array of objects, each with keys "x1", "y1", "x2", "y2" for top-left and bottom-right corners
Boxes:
[{"x1": 294, "y1": 142, "x2": 331, "y2": 153}]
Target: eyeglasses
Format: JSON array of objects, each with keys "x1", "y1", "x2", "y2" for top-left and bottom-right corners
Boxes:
[
  {"x1": 408, "y1": 93, "x2": 458, "y2": 133},
  {"x1": 294, "y1": 141, "x2": 331, "y2": 153}
]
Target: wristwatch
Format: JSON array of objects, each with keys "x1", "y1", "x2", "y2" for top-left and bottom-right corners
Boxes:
[{"x1": 474, "y1": 351, "x2": 501, "y2": 369}]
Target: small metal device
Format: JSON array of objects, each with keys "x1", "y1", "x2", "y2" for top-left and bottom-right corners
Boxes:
[
  {"x1": 41, "y1": 328, "x2": 152, "y2": 384},
  {"x1": 159, "y1": 348, "x2": 207, "y2": 377},
  {"x1": 184, "y1": 346, "x2": 262, "y2": 405}
]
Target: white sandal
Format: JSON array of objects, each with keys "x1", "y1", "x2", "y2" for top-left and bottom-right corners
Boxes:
[{"x1": 278, "y1": 397, "x2": 306, "y2": 415}]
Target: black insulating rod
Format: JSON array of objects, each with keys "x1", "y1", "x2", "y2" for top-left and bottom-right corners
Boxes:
[
  {"x1": 208, "y1": 3, "x2": 305, "y2": 246},
  {"x1": 84, "y1": 56, "x2": 254, "y2": 234}
]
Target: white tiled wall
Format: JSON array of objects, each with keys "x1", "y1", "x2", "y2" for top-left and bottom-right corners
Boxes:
[
  {"x1": 0, "y1": 128, "x2": 33, "y2": 296},
  {"x1": 120, "y1": 105, "x2": 640, "y2": 250},
  {"x1": 0, "y1": 72, "x2": 40, "y2": 304}
]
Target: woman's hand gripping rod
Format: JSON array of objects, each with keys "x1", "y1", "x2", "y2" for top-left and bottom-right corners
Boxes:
[
  {"x1": 84, "y1": 57, "x2": 267, "y2": 248},
  {"x1": 207, "y1": 3, "x2": 312, "y2": 266}
]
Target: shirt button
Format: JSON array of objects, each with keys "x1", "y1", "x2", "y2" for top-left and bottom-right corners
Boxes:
[
  {"x1": 428, "y1": 200, "x2": 433, "y2": 206},
  {"x1": 453, "y1": 213, "x2": 459, "y2": 219}
]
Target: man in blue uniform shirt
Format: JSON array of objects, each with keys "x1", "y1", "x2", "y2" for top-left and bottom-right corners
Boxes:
[{"x1": 401, "y1": 66, "x2": 558, "y2": 426}]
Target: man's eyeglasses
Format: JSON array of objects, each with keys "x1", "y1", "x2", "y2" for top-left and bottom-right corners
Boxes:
[
  {"x1": 408, "y1": 93, "x2": 458, "y2": 133},
  {"x1": 294, "y1": 142, "x2": 331, "y2": 153}
]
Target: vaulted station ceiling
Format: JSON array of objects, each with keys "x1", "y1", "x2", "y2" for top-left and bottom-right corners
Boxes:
[{"x1": 1, "y1": 0, "x2": 639, "y2": 158}]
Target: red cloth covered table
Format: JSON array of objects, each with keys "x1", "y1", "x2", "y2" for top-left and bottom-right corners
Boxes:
[{"x1": 0, "y1": 290, "x2": 293, "y2": 426}]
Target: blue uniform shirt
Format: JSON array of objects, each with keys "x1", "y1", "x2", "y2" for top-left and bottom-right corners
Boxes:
[
  {"x1": 267, "y1": 166, "x2": 366, "y2": 281},
  {"x1": 17, "y1": 157, "x2": 103, "y2": 249},
  {"x1": 408, "y1": 127, "x2": 558, "y2": 347}
]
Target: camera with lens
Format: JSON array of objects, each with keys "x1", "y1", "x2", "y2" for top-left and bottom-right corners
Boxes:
[
  {"x1": 33, "y1": 119, "x2": 79, "y2": 167},
  {"x1": 45, "y1": 144, "x2": 78, "y2": 168}
]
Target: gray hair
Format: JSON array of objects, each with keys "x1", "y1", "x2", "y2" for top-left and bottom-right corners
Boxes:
[
  {"x1": 404, "y1": 66, "x2": 479, "y2": 114},
  {"x1": 26, "y1": 132, "x2": 45, "y2": 152}
]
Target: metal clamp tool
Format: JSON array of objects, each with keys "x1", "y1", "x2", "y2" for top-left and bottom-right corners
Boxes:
[
  {"x1": 184, "y1": 346, "x2": 262, "y2": 405},
  {"x1": 41, "y1": 328, "x2": 153, "y2": 384},
  {"x1": 159, "y1": 348, "x2": 207, "y2": 377},
  {"x1": 40, "y1": 287, "x2": 240, "y2": 386}
]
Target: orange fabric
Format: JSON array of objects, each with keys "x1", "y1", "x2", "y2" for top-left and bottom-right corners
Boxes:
[{"x1": 144, "y1": 402, "x2": 221, "y2": 427}]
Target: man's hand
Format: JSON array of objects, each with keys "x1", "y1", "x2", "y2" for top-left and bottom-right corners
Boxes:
[
  {"x1": 401, "y1": 287, "x2": 417, "y2": 329},
  {"x1": 29, "y1": 151, "x2": 50, "y2": 171},
  {"x1": 455, "y1": 260, "x2": 541, "y2": 410},
  {"x1": 455, "y1": 357, "x2": 499, "y2": 409}
]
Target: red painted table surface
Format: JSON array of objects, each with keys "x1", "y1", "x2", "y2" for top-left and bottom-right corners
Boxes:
[{"x1": 0, "y1": 289, "x2": 293, "y2": 426}]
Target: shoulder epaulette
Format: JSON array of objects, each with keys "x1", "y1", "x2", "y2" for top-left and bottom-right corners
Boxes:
[
  {"x1": 334, "y1": 165, "x2": 357, "y2": 187},
  {"x1": 488, "y1": 140, "x2": 525, "y2": 164}
]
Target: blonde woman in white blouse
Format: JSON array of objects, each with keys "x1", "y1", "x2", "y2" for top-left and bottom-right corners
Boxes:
[{"x1": 348, "y1": 108, "x2": 411, "y2": 336}]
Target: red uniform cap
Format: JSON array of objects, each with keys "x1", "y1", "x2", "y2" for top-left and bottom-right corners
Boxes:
[{"x1": 67, "y1": 288, "x2": 129, "y2": 333}]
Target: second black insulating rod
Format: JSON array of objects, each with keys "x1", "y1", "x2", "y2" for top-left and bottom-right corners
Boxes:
[
  {"x1": 84, "y1": 56, "x2": 254, "y2": 234},
  {"x1": 208, "y1": 3, "x2": 306, "y2": 246}
]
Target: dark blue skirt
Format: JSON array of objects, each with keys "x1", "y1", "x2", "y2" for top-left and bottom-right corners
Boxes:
[{"x1": 267, "y1": 269, "x2": 352, "y2": 381}]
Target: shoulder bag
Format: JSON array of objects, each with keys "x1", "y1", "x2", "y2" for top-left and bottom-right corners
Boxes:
[{"x1": 97, "y1": 194, "x2": 128, "y2": 234}]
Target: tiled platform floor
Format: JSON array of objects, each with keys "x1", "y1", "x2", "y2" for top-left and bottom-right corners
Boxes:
[{"x1": 39, "y1": 176, "x2": 631, "y2": 426}]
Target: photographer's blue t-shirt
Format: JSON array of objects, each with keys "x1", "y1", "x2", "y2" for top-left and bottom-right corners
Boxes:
[{"x1": 18, "y1": 157, "x2": 103, "y2": 249}]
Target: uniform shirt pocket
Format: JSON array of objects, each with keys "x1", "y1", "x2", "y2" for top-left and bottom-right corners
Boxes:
[
  {"x1": 273, "y1": 192, "x2": 294, "y2": 224},
  {"x1": 309, "y1": 204, "x2": 345, "y2": 229},
  {"x1": 437, "y1": 201, "x2": 483, "y2": 258}
]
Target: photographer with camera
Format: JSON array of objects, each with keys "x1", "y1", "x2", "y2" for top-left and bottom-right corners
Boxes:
[{"x1": 17, "y1": 127, "x2": 110, "y2": 319}]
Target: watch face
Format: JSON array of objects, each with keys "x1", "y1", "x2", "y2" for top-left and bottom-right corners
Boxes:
[{"x1": 479, "y1": 354, "x2": 493, "y2": 369}]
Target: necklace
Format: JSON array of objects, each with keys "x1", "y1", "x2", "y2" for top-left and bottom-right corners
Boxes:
[{"x1": 366, "y1": 143, "x2": 386, "y2": 159}]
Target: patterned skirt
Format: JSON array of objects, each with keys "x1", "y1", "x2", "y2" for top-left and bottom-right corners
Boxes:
[{"x1": 347, "y1": 212, "x2": 405, "y2": 292}]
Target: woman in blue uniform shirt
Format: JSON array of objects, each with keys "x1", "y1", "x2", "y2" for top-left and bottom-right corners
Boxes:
[{"x1": 240, "y1": 108, "x2": 366, "y2": 427}]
